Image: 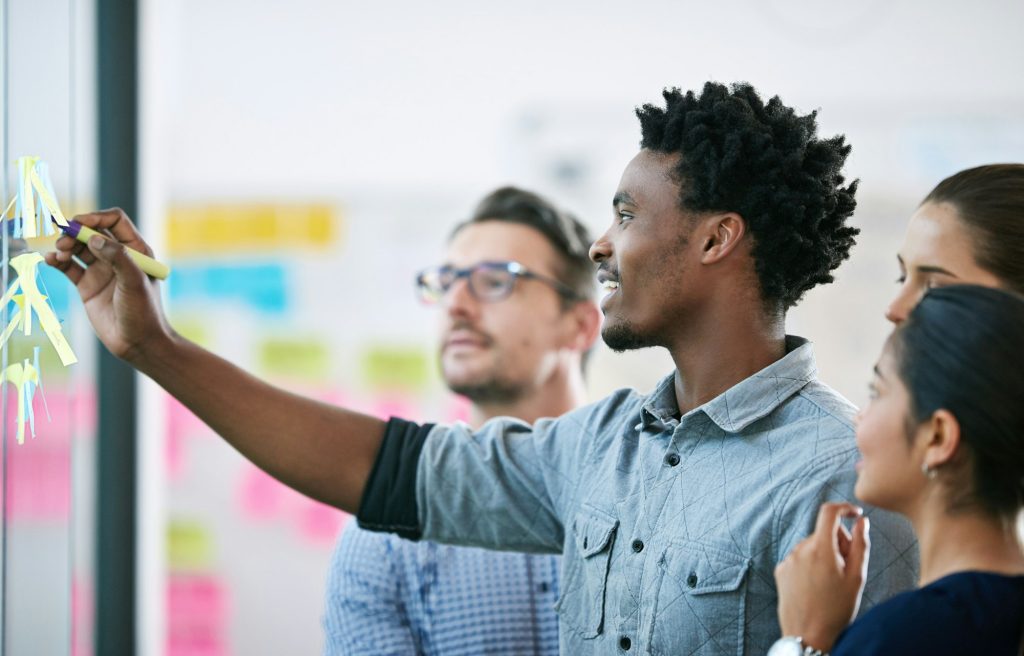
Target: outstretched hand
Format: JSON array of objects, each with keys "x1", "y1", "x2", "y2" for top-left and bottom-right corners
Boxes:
[
  {"x1": 774, "y1": 502, "x2": 871, "y2": 652},
  {"x1": 45, "y1": 208, "x2": 173, "y2": 364}
]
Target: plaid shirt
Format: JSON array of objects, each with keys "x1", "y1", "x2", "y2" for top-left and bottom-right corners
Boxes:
[{"x1": 323, "y1": 524, "x2": 560, "y2": 655}]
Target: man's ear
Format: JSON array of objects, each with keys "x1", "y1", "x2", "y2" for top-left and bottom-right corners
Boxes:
[
  {"x1": 566, "y1": 300, "x2": 602, "y2": 353},
  {"x1": 699, "y1": 212, "x2": 747, "y2": 265},
  {"x1": 922, "y1": 408, "x2": 962, "y2": 469}
]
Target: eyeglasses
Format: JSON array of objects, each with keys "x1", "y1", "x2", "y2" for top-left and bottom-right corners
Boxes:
[{"x1": 415, "y1": 260, "x2": 579, "y2": 304}]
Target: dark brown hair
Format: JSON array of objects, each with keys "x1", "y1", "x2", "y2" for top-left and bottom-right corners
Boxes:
[{"x1": 923, "y1": 164, "x2": 1024, "y2": 294}]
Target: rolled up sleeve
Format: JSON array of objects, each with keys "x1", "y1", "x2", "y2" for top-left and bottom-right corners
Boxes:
[{"x1": 417, "y1": 411, "x2": 593, "y2": 554}]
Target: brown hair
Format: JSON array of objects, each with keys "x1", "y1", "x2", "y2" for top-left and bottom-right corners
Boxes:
[{"x1": 923, "y1": 164, "x2": 1024, "y2": 294}]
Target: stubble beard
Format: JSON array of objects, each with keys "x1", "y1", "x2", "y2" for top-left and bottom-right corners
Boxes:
[
  {"x1": 447, "y1": 377, "x2": 525, "y2": 405},
  {"x1": 601, "y1": 319, "x2": 658, "y2": 353},
  {"x1": 442, "y1": 353, "x2": 526, "y2": 405}
]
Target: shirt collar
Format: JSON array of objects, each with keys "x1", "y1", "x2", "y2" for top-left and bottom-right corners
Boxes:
[{"x1": 639, "y1": 336, "x2": 818, "y2": 433}]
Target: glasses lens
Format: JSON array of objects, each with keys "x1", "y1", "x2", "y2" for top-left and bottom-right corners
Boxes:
[
  {"x1": 416, "y1": 268, "x2": 446, "y2": 304},
  {"x1": 470, "y1": 264, "x2": 515, "y2": 301}
]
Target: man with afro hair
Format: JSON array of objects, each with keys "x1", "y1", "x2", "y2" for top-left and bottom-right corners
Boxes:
[{"x1": 53, "y1": 82, "x2": 917, "y2": 655}]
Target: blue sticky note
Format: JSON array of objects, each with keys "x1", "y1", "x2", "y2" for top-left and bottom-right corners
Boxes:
[{"x1": 169, "y1": 263, "x2": 289, "y2": 315}]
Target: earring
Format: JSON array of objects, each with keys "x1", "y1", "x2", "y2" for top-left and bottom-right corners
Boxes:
[{"x1": 921, "y1": 462, "x2": 937, "y2": 479}]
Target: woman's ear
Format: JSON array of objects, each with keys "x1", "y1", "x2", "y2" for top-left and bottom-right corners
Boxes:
[
  {"x1": 922, "y1": 408, "x2": 962, "y2": 469},
  {"x1": 700, "y1": 212, "x2": 747, "y2": 265}
]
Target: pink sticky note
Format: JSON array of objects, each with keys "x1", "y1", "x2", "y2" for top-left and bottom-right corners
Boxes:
[
  {"x1": 237, "y1": 466, "x2": 284, "y2": 520},
  {"x1": 166, "y1": 395, "x2": 215, "y2": 481},
  {"x1": 369, "y1": 394, "x2": 420, "y2": 423},
  {"x1": 443, "y1": 394, "x2": 473, "y2": 424},
  {"x1": 297, "y1": 501, "x2": 350, "y2": 545},
  {"x1": 5, "y1": 414, "x2": 71, "y2": 520},
  {"x1": 167, "y1": 574, "x2": 229, "y2": 656}
]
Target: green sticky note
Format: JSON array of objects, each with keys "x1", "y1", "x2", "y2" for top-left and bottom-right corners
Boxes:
[
  {"x1": 167, "y1": 519, "x2": 214, "y2": 572},
  {"x1": 258, "y1": 337, "x2": 329, "y2": 381},
  {"x1": 361, "y1": 345, "x2": 430, "y2": 391}
]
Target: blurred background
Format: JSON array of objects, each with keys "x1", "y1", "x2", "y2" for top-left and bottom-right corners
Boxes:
[{"x1": 1, "y1": 0, "x2": 1022, "y2": 654}]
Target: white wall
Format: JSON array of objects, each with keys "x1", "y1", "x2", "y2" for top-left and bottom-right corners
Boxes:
[{"x1": 138, "y1": 1, "x2": 1024, "y2": 653}]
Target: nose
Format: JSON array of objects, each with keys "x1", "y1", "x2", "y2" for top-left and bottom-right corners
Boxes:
[
  {"x1": 589, "y1": 231, "x2": 611, "y2": 264},
  {"x1": 885, "y1": 284, "x2": 917, "y2": 325},
  {"x1": 441, "y1": 275, "x2": 479, "y2": 320}
]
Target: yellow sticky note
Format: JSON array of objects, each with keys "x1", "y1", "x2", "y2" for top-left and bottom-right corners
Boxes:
[
  {"x1": 1, "y1": 361, "x2": 40, "y2": 444},
  {"x1": 166, "y1": 203, "x2": 341, "y2": 256},
  {"x1": 1, "y1": 253, "x2": 77, "y2": 366}
]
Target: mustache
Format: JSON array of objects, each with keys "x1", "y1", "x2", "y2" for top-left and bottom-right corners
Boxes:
[
  {"x1": 444, "y1": 320, "x2": 494, "y2": 346},
  {"x1": 597, "y1": 264, "x2": 620, "y2": 282}
]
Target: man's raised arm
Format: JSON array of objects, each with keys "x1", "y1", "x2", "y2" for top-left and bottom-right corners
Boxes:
[{"x1": 46, "y1": 208, "x2": 386, "y2": 512}]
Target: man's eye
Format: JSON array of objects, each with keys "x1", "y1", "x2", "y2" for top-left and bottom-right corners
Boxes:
[
  {"x1": 477, "y1": 273, "x2": 509, "y2": 289},
  {"x1": 617, "y1": 212, "x2": 633, "y2": 224}
]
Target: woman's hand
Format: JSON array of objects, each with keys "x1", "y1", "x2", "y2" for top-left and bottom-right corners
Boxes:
[{"x1": 774, "y1": 502, "x2": 871, "y2": 652}]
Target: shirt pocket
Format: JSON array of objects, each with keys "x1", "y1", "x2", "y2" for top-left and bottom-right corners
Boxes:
[
  {"x1": 648, "y1": 540, "x2": 751, "y2": 656},
  {"x1": 554, "y1": 505, "x2": 619, "y2": 639}
]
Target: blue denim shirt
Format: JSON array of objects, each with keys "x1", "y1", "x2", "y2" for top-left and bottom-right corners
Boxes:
[{"x1": 415, "y1": 337, "x2": 919, "y2": 655}]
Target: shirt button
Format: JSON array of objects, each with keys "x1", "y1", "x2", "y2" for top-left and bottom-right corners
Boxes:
[
  {"x1": 631, "y1": 539, "x2": 644, "y2": 553},
  {"x1": 664, "y1": 453, "x2": 680, "y2": 467},
  {"x1": 619, "y1": 636, "x2": 632, "y2": 650},
  {"x1": 537, "y1": 581, "x2": 550, "y2": 593},
  {"x1": 687, "y1": 572, "x2": 699, "y2": 587}
]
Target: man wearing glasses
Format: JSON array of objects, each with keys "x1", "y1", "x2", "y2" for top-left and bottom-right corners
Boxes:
[
  {"x1": 53, "y1": 82, "x2": 916, "y2": 655},
  {"x1": 323, "y1": 187, "x2": 600, "y2": 655}
]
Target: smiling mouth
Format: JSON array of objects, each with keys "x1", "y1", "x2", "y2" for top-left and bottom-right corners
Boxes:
[{"x1": 601, "y1": 280, "x2": 620, "y2": 293}]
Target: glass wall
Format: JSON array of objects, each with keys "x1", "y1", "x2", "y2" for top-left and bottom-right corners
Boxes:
[{"x1": 1, "y1": 0, "x2": 96, "y2": 654}]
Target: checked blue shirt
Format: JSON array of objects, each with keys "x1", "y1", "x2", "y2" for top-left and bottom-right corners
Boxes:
[
  {"x1": 362, "y1": 336, "x2": 919, "y2": 655},
  {"x1": 323, "y1": 524, "x2": 560, "y2": 655}
]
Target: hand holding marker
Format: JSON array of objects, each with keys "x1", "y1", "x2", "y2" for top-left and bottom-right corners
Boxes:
[{"x1": 62, "y1": 218, "x2": 171, "y2": 280}]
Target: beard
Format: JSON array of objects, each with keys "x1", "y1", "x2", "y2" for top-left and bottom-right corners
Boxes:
[
  {"x1": 601, "y1": 318, "x2": 658, "y2": 353},
  {"x1": 446, "y1": 376, "x2": 525, "y2": 405}
]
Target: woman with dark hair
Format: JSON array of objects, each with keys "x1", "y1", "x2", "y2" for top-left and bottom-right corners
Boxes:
[
  {"x1": 766, "y1": 162, "x2": 1024, "y2": 656},
  {"x1": 770, "y1": 285, "x2": 1024, "y2": 655}
]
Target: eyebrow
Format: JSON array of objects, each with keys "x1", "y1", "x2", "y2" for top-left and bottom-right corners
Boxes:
[
  {"x1": 896, "y1": 254, "x2": 957, "y2": 278},
  {"x1": 613, "y1": 191, "x2": 635, "y2": 207}
]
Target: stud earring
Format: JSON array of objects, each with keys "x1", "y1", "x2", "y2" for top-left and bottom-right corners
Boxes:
[{"x1": 921, "y1": 462, "x2": 937, "y2": 479}]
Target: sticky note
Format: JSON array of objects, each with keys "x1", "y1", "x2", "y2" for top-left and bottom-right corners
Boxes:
[
  {"x1": 167, "y1": 520, "x2": 215, "y2": 572},
  {"x1": 257, "y1": 337, "x2": 329, "y2": 381},
  {"x1": 1, "y1": 252, "x2": 77, "y2": 366},
  {"x1": 166, "y1": 203, "x2": 341, "y2": 256},
  {"x1": 167, "y1": 573, "x2": 229, "y2": 656},
  {"x1": 5, "y1": 421, "x2": 70, "y2": 518},
  {"x1": 5, "y1": 156, "x2": 69, "y2": 238},
  {"x1": 297, "y1": 503, "x2": 349, "y2": 545},
  {"x1": 169, "y1": 263, "x2": 289, "y2": 315},
  {"x1": 361, "y1": 345, "x2": 431, "y2": 391}
]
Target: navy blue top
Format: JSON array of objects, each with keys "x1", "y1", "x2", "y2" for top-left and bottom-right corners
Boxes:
[{"x1": 833, "y1": 571, "x2": 1024, "y2": 655}]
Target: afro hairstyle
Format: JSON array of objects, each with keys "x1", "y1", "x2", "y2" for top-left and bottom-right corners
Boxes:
[{"x1": 636, "y1": 81, "x2": 859, "y2": 310}]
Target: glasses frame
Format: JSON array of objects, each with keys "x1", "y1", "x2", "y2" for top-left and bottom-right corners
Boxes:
[{"x1": 415, "y1": 260, "x2": 580, "y2": 304}]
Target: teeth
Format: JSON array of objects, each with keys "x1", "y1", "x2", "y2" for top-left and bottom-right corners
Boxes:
[{"x1": 602, "y1": 281, "x2": 620, "y2": 291}]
